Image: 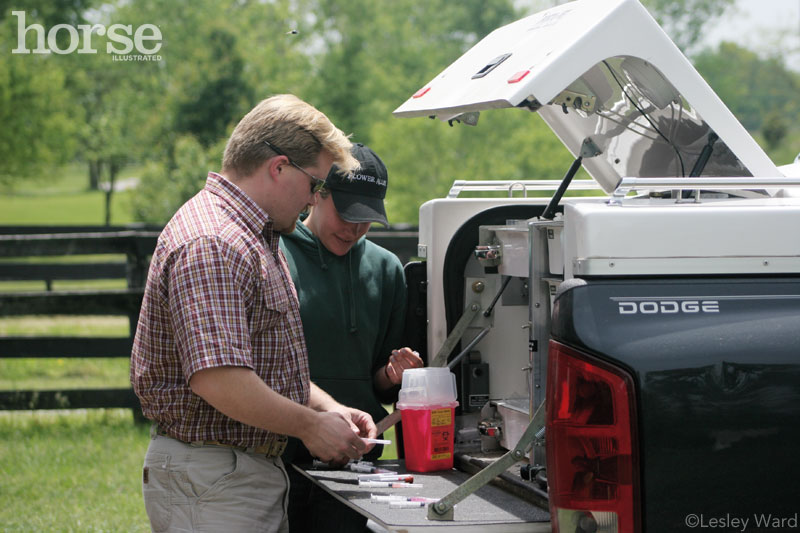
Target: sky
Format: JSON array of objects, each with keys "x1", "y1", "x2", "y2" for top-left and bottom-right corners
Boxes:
[{"x1": 699, "y1": 0, "x2": 800, "y2": 70}]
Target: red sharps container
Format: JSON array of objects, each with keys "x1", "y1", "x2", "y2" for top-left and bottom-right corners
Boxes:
[{"x1": 396, "y1": 368, "x2": 459, "y2": 472}]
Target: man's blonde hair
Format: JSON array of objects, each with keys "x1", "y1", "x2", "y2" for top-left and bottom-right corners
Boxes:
[{"x1": 222, "y1": 94, "x2": 358, "y2": 178}]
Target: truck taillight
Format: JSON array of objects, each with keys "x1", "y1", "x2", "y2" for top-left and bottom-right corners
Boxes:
[{"x1": 546, "y1": 341, "x2": 640, "y2": 533}]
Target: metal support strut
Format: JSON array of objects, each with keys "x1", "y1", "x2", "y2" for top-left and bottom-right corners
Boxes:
[{"x1": 430, "y1": 301, "x2": 482, "y2": 368}]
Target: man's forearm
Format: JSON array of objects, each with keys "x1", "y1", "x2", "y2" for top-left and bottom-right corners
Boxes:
[
  {"x1": 190, "y1": 367, "x2": 373, "y2": 462},
  {"x1": 189, "y1": 366, "x2": 317, "y2": 441}
]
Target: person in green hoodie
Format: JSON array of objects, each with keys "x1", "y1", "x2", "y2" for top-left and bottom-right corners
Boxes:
[{"x1": 280, "y1": 143, "x2": 423, "y2": 532}]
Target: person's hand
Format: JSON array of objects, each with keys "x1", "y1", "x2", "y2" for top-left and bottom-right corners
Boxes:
[
  {"x1": 344, "y1": 407, "x2": 377, "y2": 441},
  {"x1": 300, "y1": 411, "x2": 368, "y2": 465},
  {"x1": 384, "y1": 347, "x2": 424, "y2": 386},
  {"x1": 326, "y1": 405, "x2": 378, "y2": 454}
]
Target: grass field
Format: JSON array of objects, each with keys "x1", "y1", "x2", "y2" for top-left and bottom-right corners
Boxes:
[
  {"x1": 0, "y1": 409, "x2": 151, "y2": 532},
  {"x1": 0, "y1": 312, "x2": 150, "y2": 530},
  {"x1": 0, "y1": 162, "x2": 138, "y2": 226}
]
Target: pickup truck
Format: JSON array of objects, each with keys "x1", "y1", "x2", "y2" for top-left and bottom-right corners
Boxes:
[
  {"x1": 300, "y1": 1, "x2": 800, "y2": 531},
  {"x1": 392, "y1": 0, "x2": 800, "y2": 531}
]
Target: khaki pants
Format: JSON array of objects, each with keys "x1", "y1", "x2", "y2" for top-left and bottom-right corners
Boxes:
[{"x1": 142, "y1": 433, "x2": 289, "y2": 533}]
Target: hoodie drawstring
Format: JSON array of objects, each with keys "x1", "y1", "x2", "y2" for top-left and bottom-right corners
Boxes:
[
  {"x1": 315, "y1": 237, "x2": 328, "y2": 271},
  {"x1": 348, "y1": 252, "x2": 357, "y2": 334}
]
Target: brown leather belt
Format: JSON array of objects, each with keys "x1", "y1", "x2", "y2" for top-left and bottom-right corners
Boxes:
[
  {"x1": 193, "y1": 437, "x2": 288, "y2": 457},
  {"x1": 155, "y1": 426, "x2": 287, "y2": 458}
]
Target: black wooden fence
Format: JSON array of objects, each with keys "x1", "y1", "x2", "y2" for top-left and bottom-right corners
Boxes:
[
  {"x1": 0, "y1": 225, "x2": 419, "y2": 413},
  {"x1": 0, "y1": 227, "x2": 157, "y2": 413}
]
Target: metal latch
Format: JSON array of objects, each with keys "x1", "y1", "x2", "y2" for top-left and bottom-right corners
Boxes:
[
  {"x1": 551, "y1": 89, "x2": 597, "y2": 114},
  {"x1": 477, "y1": 420, "x2": 502, "y2": 439},
  {"x1": 474, "y1": 244, "x2": 501, "y2": 267}
]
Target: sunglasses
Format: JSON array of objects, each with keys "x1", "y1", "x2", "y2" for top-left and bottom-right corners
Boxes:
[{"x1": 263, "y1": 140, "x2": 327, "y2": 194}]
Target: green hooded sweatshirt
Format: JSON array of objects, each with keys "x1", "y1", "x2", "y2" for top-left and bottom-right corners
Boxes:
[{"x1": 280, "y1": 218, "x2": 407, "y2": 457}]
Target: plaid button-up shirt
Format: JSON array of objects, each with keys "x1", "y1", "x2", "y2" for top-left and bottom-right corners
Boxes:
[{"x1": 131, "y1": 172, "x2": 310, "y2": 447}]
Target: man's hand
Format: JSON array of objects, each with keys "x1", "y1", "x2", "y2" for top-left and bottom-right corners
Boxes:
[
  {"x1": 324, "y1": 405, "x2": 378, "y2": 461},
  {"x1": 384, "y1": 347, "x2": 424, "y2": 386},
  {"x1": 305, "y1": 383, "x2": 377, "y2": 464},
  {"x1": 343, "y1": 406, "x2": 377, "y2": 440},
  {"x1": 300, "y1": 411, "x2": 368, "y2": 465}
]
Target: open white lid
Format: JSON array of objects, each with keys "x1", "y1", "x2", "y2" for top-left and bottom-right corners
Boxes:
[{"x1": 393, "y1": 0, "x2": 781, "y2": 193}]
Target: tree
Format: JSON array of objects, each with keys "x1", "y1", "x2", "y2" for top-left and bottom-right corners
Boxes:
[
  {"x1": 0, "y1": 0, "x2": 164, "y2": 203},
  {"x1": 69, "y1": 57, "x2": 138, "y2": 195},
  {"x1": 762, "y1": 112, "x2": 788, "y2": 151},
  {"x1": 6, "y1": 0, "x2": 772, "y2": 228},
  {"x1": 302, "y1": 0, "x2": 518, "y2": 141},
  {"x1": 693, "y1": 42, "x2": 800, "y2": 132},
  {"x1": 172, "y1": 26, "x2": 253, "y2": 147},
  {"x1": 0, "y1": 9, "x2": 80, "y2": 187},
  {"x1": 294, "y1": 0, "x2": 534, "y2": 225},
  {"x1": 0, "y1": 0, "x2": 94, "y2": 26},
  {"x1": 130, "y1": 135, "x2": 222, "y2": 224},
  {"x1": 372, "y1": 109, "x2": 577, "y2": 225},
  {"x1": 643, "y1": 0, "x2": 736, "y2": 52},
  {"x1": 122, "y1": 0, "x2": 309, "y2": 224},
  {"x1": 52, "y1": 0, "x2": 169, "y2": 223},
  {"x1": 120, "y1": 0, "x2": 529, "y2": 225}
]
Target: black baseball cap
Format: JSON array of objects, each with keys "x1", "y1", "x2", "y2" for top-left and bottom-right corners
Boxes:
[{"x1": 325, "y1": 143, "x2": 389, "y2": 227}]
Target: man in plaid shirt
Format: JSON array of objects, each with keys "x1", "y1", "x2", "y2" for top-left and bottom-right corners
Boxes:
[{"x1": 131, "y1": 94, "x2": 377, "y2": 532}]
